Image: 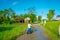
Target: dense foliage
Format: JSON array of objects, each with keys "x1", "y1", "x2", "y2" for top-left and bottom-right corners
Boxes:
[
  {"x1": 47, "y1": 10, "x2": 55, "y2": 20},
  {"x1": 0, "y1": 8, "x2": 16, "y2": 24}
]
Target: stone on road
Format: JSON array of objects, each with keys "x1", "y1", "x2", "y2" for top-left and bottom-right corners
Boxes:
[{"x1": 16, "y1": 24, "x2": 50, "y2": 40}]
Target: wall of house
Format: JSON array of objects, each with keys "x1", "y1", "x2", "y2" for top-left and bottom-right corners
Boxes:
[{"x1": 56, "y1": 17, "x2": 60, "y2": 21}]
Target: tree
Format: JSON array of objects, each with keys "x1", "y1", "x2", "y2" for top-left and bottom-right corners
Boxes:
[
  {"x1": 0, "y1": 10, "x2": 3, "y2": 24},
  {"x1": 0, "y1": 9, "x2": 9, "y2": 24},
  {"x1": 47, "y1": 10, "x2": 55, "y2": 20},
  {"x1": 30, "y1": 13, "x2": 36, "y2": 23},
  {"x1": 0, "y1": 8, "x2": 16, "y2": 24},
  {"x1": 3, "y1": 9, "x2": 10, "y2": 23},
  {"x1": 9, "y1": 8, "x2": 15, "y2": 18},
  {"x1": 4, "y1": 9, "x2": 9, "y2": 17},
  {"x1": 28, "y1": 7, "x2": 35, "y2": 14},
  {"x1": 19, "y1": 14, "x2": 24, "y2": 19},
  {"x1": 23, "y1": 13, "x2": 28, "y2": 18},
  {"x1": 38, "y1": 16, "x2": 41, "y2": 22},
  {"x1": 0, "y1": 10, "x2": 3, "y2": 16},
  {"x1": 28, "y1": 7, "x2": 37, "y2": 23}
]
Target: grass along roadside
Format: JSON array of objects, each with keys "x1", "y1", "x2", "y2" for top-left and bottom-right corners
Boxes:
[
  {"x1": 41, "y1": 21, "x2": 60, "y2": 40},
  {"x1": 0, "y1": 23, "x2": 27, "y2": 40}
]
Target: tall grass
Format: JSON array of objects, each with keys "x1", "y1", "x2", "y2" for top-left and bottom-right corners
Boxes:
[
  {"x1": 42, "y1": 21, "x2": 60, "y2": 40},
  {"x1": 0, "y1": 23, "x2": 27, "y2": 40}
]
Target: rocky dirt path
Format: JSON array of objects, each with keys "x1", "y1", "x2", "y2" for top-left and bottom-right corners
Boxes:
[{"x1": 16, "y1": 24, "x2": 50, "y2": 40}]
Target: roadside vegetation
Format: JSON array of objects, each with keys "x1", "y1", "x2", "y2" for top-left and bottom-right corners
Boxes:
[
  {"x1": 0, "y1": 8, "x2": 37, "y2": 40},
  {"x1": 42, "y1": 21, "x2": 60, "y2": 40},
  {"x1": 41, "y1": 9, "x2": 60, "y2": 40},
  {"x1": 0, "y1": 23, "x2": 27, "y2": 40}
]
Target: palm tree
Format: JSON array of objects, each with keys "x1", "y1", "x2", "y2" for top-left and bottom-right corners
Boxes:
[
  {"x1": 9, "y1": 8, "x2": 15, "y2": 18},
  {"x1": 4, "y1": 9, "x2": 9, "y2": 17},
  {"x1": 28, "y1": 7, "x2": 36, "y2": 23}
]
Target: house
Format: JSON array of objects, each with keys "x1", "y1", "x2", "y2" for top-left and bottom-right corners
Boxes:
[
  {"x1": 24, "y1": 17, "x2": 30, "y2": 23},
  {"x1": 56, "y1": 15, "x2": 60, "y2": 21},
  {"x1": 14, "y1": 17, "x2": 24, "y2": 23}
]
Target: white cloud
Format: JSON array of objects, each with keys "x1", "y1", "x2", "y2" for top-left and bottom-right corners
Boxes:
[{"x1": 12, "y1": 1, "x2": 18, "y2": 5}]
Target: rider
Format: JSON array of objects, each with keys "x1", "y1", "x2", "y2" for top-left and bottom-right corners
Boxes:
[
  {"x1": 26, "y1": 20, "x2": 33, "y2": 34},
  {"x1": 28, "y1": 20, "x2": 31, "y2": 28}
]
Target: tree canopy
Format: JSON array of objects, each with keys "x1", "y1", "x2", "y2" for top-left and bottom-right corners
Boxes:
[{"x1": 47, "y1": 10, "x2": 55, "y2": 20}]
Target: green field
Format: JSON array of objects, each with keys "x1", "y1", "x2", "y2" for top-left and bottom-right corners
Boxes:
[
  {"x1": 42, "y1": 21, "x2": 60, "y2": 40},
  {"x1": 0, "y1": 23, "x2": 27, "y2": 40}
]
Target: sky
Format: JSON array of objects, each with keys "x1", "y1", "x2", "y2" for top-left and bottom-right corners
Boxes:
[{"x1": 0, "y1": 0, "x2": 60, "y2": 19}]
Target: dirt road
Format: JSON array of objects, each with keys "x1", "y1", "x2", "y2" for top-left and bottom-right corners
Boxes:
[{"x1": 16, "y1": 24, "x2": 50, "y2": 40}]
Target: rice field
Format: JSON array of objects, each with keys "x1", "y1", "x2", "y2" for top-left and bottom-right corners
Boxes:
[
  {"x1": 0, "y1": 23, "x2": 27, "y2": 40},
  {"x1": 42, "y1": 21, "x2": 60, "y2": 40}
]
